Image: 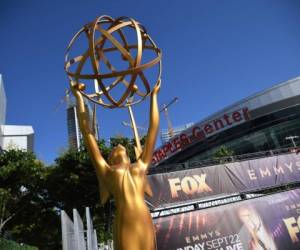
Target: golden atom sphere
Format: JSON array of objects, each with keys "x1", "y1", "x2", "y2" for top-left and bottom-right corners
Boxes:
[{"x1": 64, "y1": 15, "x2": 162, "y2": 108}]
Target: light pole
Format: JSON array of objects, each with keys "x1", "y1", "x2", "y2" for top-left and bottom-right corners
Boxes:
[{"x1": 285, "y1": 135, "x2": 299, "y2": 147}]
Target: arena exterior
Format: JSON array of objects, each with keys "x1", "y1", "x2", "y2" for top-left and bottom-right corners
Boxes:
[
  {"x1": 148, "y1": 76, "x2": 300, "y2": 250},
  {"x1": 151, "y1": 76, "x2": 300, "y2": 171}
]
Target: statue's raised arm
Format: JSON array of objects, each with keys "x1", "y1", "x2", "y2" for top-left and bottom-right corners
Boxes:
[
  {"x1": 70, "y1": 83, "x2": 110, "y2": 178},
  {"x1": 140, "y1": 80, "x2": 161, "y2": 167},
  {"x1": 65, "y1": 16, "x2": 162, "y2": 250}
]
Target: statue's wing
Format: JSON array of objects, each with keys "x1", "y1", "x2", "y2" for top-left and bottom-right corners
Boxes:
[
  {"x1": 99, "y1": 181, "x2": 110, "y2": 204},
  {"x1": 144, "y1": 177, "x2": 153, "y2": 197}
]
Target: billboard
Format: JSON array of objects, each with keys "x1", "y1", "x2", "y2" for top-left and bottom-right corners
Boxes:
[
  {"x1": 147, "y1": 153, "x2": 300, "y2": 208},
  {"x1": 154, "y1": 188, "x2": 300, "y2": 250}
]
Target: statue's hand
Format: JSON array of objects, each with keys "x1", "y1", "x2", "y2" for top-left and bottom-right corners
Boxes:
[
  {"x1": 152, "y1": 79, "x2": 161, "y2": 95},
  {"x1": 70, "y1": 82, "x2": 86, "y2": 99}
]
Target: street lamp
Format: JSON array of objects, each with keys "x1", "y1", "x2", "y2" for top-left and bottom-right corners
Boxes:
[{"x1": 285, "y1": 135, "x2": 299, "y2": 147}]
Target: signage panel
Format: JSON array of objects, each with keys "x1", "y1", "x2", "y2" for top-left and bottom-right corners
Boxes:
[
  {"x1": 154, "y1": 188, "x2": 300, "y2": 250},
  {"x1": 152, "y1": 107, "x2": 250, "y2": 165},
  {"x1": 147, "y1": 153, "x2": 300, "y2": 208}
]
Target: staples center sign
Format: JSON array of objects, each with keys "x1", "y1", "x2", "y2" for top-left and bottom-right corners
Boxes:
[{"x1": 152, "y1": 107, "x2": 250, "y2": 165}]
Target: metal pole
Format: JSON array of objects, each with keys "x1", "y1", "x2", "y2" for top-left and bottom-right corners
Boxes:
[
  {"x1": 127, "y1": 104, "x2": 142, "y2": 158},
  {"x1": 285, "y1": 136, "x2": 299, "y2": 147}
]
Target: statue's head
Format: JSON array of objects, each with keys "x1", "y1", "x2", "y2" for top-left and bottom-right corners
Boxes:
[{"x1": 108, "y1": 144, "x2": 130, "y2": 165}]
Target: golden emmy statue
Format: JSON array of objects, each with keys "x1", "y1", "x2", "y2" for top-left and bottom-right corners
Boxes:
[{"x1": 64, "y1": 16, "x2": 162, "y2": 250}]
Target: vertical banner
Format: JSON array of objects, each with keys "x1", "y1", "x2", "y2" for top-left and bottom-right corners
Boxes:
[
  {"x1": 86, "y1": 207, "x2": 93, "y2": 250},
  {"x1": 93, "y1": 229, "x2": 98, "y2": 250},
  {"x1": 61, "y1": 210, "x2": 76, "y2": 250},
  {"x1": 154, "y1": 189, "x2": 300, "y2": 250},
  {"x1": 86, "y1": 207, "x2": 99, "y2": 250},
  {"x1": 73, "y1": 209, "x2": 86, "y2": 250}
]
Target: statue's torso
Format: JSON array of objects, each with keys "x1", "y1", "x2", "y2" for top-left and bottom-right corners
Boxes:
[
  {"x1": 104, "y1": 163, "x2": 155, "y2": 250},
  {"x1": 107, "y1": 163, "x2": 145, "y2": 201}
]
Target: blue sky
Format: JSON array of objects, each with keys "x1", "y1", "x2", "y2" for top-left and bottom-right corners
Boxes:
[{"x1": 1, "y1": 0, "x2": 300, "y2": 164}]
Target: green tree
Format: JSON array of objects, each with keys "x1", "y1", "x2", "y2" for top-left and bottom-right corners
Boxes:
[
  {"x1": 0, "y1": 149, "x2": 59, "y2": 249},
  {"x1": 213, "y1": 146, "x2": 234, "y2": 162},
  {"x1": 46, "y1": 136, "x2": 144, "y2": 244},
  {"x1": 110, "y1": 136, "x2": 137, "y2": 161},
  {"x1": 46, "y1": 144, "x2": 109, "y2": 243},
  {"x1": 0, "y1": 136, "x2": 144, "y2": 249}
]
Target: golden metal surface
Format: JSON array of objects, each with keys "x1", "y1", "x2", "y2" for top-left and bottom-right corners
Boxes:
[
  {"x1": 71, "y1": 82, "x2": 160, "y2": 250},
  {"x1": 65, "y1": 15, "x2": 162, "y2": 250},
  {"x1": 65, "y1": 16, "x2": 162, "y2": 109}
]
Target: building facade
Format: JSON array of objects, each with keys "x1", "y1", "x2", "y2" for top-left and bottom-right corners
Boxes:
[
  {"x1": 0, "y1": 75, "x2": 7, "y2": 150},
  {"x1": 0, "y1": 74, "x2": 35, "y2": 152},
  {"x1": 0, "y1": 74, "x2": 7, "y2": 125},
  {"x1": 0, "y1": 125, "x2": 34, "y2": 152},
  {"x1": 66, "y1": 95, "x2": 81, "y2": 150},
  {"x1": 151, "y1": 76, "x2": 300, "y2": 168},
  {"x1": 66, "y1": 94, "x2": 99, "y2": 150}
]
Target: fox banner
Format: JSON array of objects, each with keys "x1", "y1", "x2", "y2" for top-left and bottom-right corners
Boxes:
[
  {"x1": 154, "y1": 188, "x2": 300, "y2": 250},
  {"x1": 147, "y1": 153, "x2": 300, "y2": 208}
]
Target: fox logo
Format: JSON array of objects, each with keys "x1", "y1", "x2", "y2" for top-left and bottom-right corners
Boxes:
[{"x1": 168, "y1": 174, "x2": 212, "y2": 198}]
